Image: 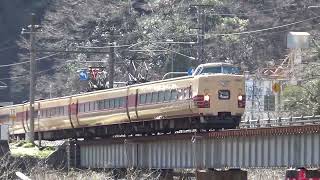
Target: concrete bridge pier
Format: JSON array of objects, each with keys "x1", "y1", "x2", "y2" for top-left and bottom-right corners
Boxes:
[
  {"x1": 159, "y1": 169, "x2": 173, "y2": 180},
  {"x1": 196, "y1": 169, "x2": 247, "y2": 180},
  {"x1": 112, "y1": 168, "x2": 127, "y2": 179}
]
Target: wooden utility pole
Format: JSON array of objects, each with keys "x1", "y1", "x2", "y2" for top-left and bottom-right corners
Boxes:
[
  {"x1": 197, "y1": 6, "x2": 205, "y2": 63},
  {"x1": 108, "y1": 29, "x2": 115, "y2": 88},
  {"x1": 190, "y1": 4, "x2": 216, "y2": 63},
  {"x1": 27, "y1": 13, "x2": 36, "y2": 143}
]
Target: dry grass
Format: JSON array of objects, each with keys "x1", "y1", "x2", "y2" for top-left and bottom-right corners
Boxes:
[
  {"x1": 248, "y1": 168, "x2": 286, "y2": 180},
  {"x1": 0, "y1": 153, "x2": 287, "y2": 180},
  {"x1": 10, "y1": 141, "x2": 56, "y2": 159}
]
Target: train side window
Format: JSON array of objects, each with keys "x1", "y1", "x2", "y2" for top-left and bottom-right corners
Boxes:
[
  {"x1": 97, "y1": 100, "x2": 104, "y2": 110},
  {"x1": 59, "y1": 106, "x2": 64, "y2": 116},
  {"x1": 41, "y1": 109, "x2": 45, "y2": 118},
  {"x1": 90, "y1": 101, "x2": 96, "y2": 111},
  {"x1": 54, "y1": 108, "x2": 57, "y2": 116},
  {"x1": 115, "y1": 98, "x2": 120, "y2": 108},
  {"x1": 146, "y1": 93, "x2": 152, "y2": 104},
  {"x1": 171, "y1": 90, "x2": 178, "y2": 101},
  {"x1": 56, "y1": 107, "x2": 60, "y2": 116},
  {"x1": 158, "y1": 91, "x2": 165, "y2": 102},
  {"x1": 46, "y1": 109, "x2": 49, "y2": 117},
  {"x1": 119, "y1": 97, "x2": 124, "y2": 107},
  {"x1": 164, "y1": 90, "x2": 171, "y2": 101},
  {"x1": 51, "y1": 108, "x2": 56, "y2": 117},
  {"x1": 178, "y1": 89, "x2": 184, "y2": 100},
  {"x1": 62, "y1": 106, "x2": 65, "y2": 115},
  {"x1": 95, "y1": 101, "x2": 98, "y2": 110},
  {"x1": 63, "y1": 106, "x2": 66, "y2": 115},
  {"x1": 85, "y1": 103, "x2": 90, "y2": 112},
  {"x1": 64, "y1": 106, "x2": 68, "y2": 115},
  {"x1": 55, "y1": 107, "x2": 59, "y2": 116},
  {"x1": 139, "y1": 94, "x2": 146, "y2": 104},
  {"x1": 88, "y1": 102, "x2": 91, "y2": 111},
  {"x1": 79, "y1": 104, "x2": 85, "y2": 113},
  {"x1": 104, "y1": 99, "x2": 110, "y2": 109},
  {"x1": 49, "y1": 108, "x2": 53, "y2": 117},
  {"x1": 185, "y1": 87, "x2": 191, "y2": 99},
  {"x1": 110, "y1": 99, "x2": 115, "y2": 109},
  {"x1": 48, "y1": 108, "x2": 52, "y2": 117},
  {"x1": 152, "y1": 92, "x2": 158, "y2": 103},
  {"x1": 123, "y1": 97, "x2": 127, "y2": 107}
]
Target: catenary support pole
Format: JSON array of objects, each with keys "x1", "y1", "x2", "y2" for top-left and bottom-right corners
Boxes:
[{"x1": 108, "y1": 29, "x2": 115, "y2": 88}]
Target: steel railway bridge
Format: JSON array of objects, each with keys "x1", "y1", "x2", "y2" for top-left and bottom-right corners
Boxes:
[
  {"x1": 1, "y1": 116, "x2": 320, "y2": 179},
  {"x1": 56, "y1": 115, "x2": 320, "y2": 179}
]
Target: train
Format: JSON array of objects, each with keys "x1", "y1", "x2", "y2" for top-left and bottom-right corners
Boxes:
[{"x1": 0, "y1": 62, "x2": 246, "y2": 140}]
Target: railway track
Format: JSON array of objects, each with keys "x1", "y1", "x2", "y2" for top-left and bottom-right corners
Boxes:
[{"x1": 92, "y1": 115, "x2": 320, "y2": 142}]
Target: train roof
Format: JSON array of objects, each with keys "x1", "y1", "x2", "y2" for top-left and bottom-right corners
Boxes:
[{"x1": 3, "y1": 74, "x2": 196, "y2": 107}]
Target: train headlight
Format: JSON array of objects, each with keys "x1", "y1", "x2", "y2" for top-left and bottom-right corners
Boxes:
[
  {"x1": 238, "y1": 95, "x2": 246, "y2": 108},
  {"x1": 204, "y1": 95, "x2": 210, "y2": 101}
]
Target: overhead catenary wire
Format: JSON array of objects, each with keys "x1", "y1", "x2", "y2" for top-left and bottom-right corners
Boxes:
[{"x1": 0, "y1": 61, "x2": 68, "y2": 81}]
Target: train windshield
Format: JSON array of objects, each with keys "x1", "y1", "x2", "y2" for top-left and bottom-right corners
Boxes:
[{"x1": 199, "y1": 65, "x2": 240, "y2": 75}]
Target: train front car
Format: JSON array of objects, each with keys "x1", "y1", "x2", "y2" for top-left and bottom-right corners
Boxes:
[{"x1": 191, "y1": 63, "x2": 245, "y2": 129}]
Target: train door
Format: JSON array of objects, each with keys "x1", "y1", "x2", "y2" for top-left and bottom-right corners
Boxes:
[
  {"x1": 127, "y1": 88, "x2": 138, "y2": 121},
  {"x1": 22, "y1": 104, "x2": 29, "y2": 133},
  {"x1": 9, "y1": 108, "x2": 16, "y2": 126},
  {"x1": 69, "y1": 97, "x2": 80, "y2": 128}
]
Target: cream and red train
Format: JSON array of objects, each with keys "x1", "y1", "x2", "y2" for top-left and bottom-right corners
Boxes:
[{"x1": 0, "y1": 63, "x2": 246, "y2": 140}]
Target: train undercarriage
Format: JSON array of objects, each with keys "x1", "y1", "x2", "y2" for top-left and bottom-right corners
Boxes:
[{"x1": 14, "y1": 114, "x2": 241, "y2": 141}]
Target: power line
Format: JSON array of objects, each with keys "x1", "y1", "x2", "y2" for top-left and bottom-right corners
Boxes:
[
  {"x1": 0, "y1": 62, "x2": 67, "y2": 81},
  {"x1": 207, "y1": 7, "x2": 305, "y2": 17},
  {"x1": 0, "y1": 39, "x2": 13, "y2": 47},
  {"x1": 77, "y1": 44, "x2": 133, "y2": 49},
  {"x1": 0, "y1": 45, "x2": 18, "y2": 53},
  {"x1": 184, "y1": 3, "x2": 301, "y2": 17},
  {"x1": 0, "y1": 59, "x2": 30, "y2": 68},
  {"x1": 190, "y1": 3, "x2": 297, "y2": 13},
  {"x1": 199, "y1": 15, "x2": 320, "y2": 38},
  {"x1": 0, "y1": 53, "x2": 61, "y2": 68}
]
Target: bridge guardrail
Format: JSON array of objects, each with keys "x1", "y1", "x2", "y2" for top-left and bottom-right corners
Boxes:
[{"x1": 240, "y1": 115, "x2": 320, "y2": 128}]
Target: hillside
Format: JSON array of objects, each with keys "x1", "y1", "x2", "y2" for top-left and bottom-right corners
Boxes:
[{"x1": 0, "y1": 0, "x2": 319, "y2": 102}]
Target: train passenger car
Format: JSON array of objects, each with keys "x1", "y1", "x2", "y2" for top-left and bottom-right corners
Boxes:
[{"x1": 0, "y1": 62, "x2": 246, "y2": 140}]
